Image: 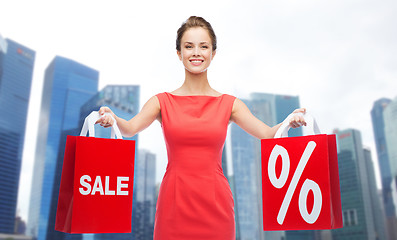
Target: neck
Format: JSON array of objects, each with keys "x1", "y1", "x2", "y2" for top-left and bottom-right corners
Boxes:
[{"x1": 180, "y1": 69, "x2": 213, "y2": 95}]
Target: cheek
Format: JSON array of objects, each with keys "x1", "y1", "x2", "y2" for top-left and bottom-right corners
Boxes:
[
  {"x1": 181, "y1": 52, "x2": 188, "y2": 61},
  {"x1": 177, "y1": 51, "x2": 184, "y2": 61}
]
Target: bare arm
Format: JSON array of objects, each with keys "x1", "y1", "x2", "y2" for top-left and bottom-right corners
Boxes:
[
  {"x1": 230, "y1": 98, "x2": 306, "y2": 139},
  {"x1": 96, "y1": 95, "x2": 161, "y2": 138}
]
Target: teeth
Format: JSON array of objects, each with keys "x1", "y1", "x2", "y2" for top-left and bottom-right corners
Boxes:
[{"x1": 191, "y1": 60, "x2": 202, "y2": 63}]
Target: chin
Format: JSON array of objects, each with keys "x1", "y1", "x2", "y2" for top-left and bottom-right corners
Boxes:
[{"x1": 185, "y1": 67, "x2": 209, "y2": 74}]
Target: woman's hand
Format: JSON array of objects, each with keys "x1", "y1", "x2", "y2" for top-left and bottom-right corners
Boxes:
[
  {"x1": 95, "y1": 106, "x2": 116, "y2": 128},
  {"x1": 288, "y1": 108, "x2": 307, "y2": 128}
]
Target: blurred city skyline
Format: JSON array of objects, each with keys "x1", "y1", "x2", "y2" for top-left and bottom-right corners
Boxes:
[{"x1": 1, "y1": 0, "x2": 396, "y2": 223}]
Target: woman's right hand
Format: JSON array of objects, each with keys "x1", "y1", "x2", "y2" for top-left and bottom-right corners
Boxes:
[{"x1": 95, "y1": 106, "x2": 116, "y2": 128}]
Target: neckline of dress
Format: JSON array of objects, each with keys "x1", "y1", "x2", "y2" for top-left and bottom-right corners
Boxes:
[{"x1": 166, "y1": 92, "x2": 225, "y2": 98}]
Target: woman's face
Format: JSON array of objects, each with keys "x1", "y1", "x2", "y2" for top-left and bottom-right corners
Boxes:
[{"x1": 177, "y1": 27, "x2": 216, "y2": 74}]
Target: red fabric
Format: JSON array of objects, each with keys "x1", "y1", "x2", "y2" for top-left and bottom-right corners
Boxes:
[
  {"x1": 55, "y1": 136, "x2": 135, "y2": 233},
  {"x1": 261, "y1": 134, "x2": 342, "y2": 230},
  {"x1": 154, "y1": 92, "x2": 236, "y2": 240}
]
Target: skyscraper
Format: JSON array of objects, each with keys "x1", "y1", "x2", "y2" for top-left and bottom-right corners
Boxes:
[
  {"x1": 133, "y1": 149, "x2": 156, "y2": 240},
  {"x1": 363, "y1": 148, "x2": 388, "y2": 240},
  {"x1": 231, "y1": 92, "x2": 301, "y2": 240},
  {"x1": 0, "y1": 35, "x2": 35, "y2": 234},
  {"x1": 47, "y1": 128, "x2": 83, "y2": 240},
  {"x1": 331, "y1": 129, "x2": 384, "y2": 240},
  {"x1": 27, "y1": 56, "x2": 99, "y2": 240},
  {"x1": 371, "y1": 97, "x2": 397, "y2": 239},
  {"x1": 231, "y1": 99, "x2": 261, "y2": 240},
  {"x1": 383, "y1": 97, "x2": 397, "y2": 177}
]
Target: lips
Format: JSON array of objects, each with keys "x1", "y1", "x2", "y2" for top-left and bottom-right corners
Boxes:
[{"x1": 189, "y1": 59, "x2": 204, "y2": 66}]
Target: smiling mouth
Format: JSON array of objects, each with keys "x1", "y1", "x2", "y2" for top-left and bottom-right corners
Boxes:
[{"x1": 189, "y1": 59, "x2": 204, "y2": 63}]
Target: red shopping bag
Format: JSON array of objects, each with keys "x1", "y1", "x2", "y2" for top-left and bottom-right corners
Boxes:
[
  {"x1": 55, "y1": 111, "x2": 135, "y2": 233},
  {"x1": 261, "y1": 114, "x2": 342, "y2": 230}
]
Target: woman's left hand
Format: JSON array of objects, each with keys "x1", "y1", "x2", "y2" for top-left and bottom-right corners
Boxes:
[{"x1": 289, "y1": 108, "x2": 307, "y2": 128}]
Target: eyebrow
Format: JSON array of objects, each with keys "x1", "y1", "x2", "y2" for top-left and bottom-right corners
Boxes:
[{"x1": 184, "y1": 42, "x2": 210, "y2": 45}]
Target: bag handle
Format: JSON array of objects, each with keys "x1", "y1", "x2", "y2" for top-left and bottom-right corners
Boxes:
[
  {"x1": 274, "y1": 112, "x2": 321, "y2": 138},
  {"x1": 79, "y1": 111, "x2": 123, "y2": 139}
]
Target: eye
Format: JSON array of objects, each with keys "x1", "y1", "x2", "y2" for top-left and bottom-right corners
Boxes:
[
  {"x1": 201, "y1": 45, "x2": 209, "y2": 49},
  {"x1": 185, "y1": 45, "x2": 192, "y2": 49}
]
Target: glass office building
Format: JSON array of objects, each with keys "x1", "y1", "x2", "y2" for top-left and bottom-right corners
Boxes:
[
  {"x1": 371, "y1": 99, "x2": 393, "y2": 211},
  {"x1": 0, "y1": 35, "x2": 35, "y2": 233},
  {"x1": 231, "y1": 99, "x2": 262, "y2": 240},
  {"x1": 231, "y1": 93, "x2": 301, "y2": 240},
  {"x1": 47, "y1": 127, "x2": 83, "y2": 240},
  {"x1": 132, "y1": 149, "x2": 156, "y2": 240},
  {"x1": 27, "y1": 56, "x2": 99, "y2": 240},
  {"x1": 383, "y1": 98, "x2": 397, "y2": 177},
  {"x1": 371, "y1": 98, "x2": 397, "y2": 240},
  {"x1": 384, "y1": 97, "x2": 397, "y2": 240},
  {"x1": 331, "y1": 129, "x2": 382, "y2": 240},
  {"x1": 363, "y1": 148, "x2": 387, "y2": 240}
]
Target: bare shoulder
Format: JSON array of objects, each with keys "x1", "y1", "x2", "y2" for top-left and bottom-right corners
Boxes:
[
  {"x1": 140, "y1": 95, "x2": 160, "y2": 112},
  {"x1": 231, "y1": 98, "x2": 246, "y2": 113},
  {"x1": 150, "y1": 94, "x2": 160, "y2": 103},
  {"x1": 230, "y1": 98, "x2": 252, "y2": 122}
]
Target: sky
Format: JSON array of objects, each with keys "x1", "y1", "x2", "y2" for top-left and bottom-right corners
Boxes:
[{"x1": 1, "y1": 0, "x2": 396, "y2": 222}]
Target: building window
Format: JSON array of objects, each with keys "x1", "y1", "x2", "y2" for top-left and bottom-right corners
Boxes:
[
  {"x1": 349, "y1": 209, "x2": 358, "y2": 225},
  {"x1": 343, "y1": 211, "x2": 349, "y2": 226},
  {"x1": 342, "y1": 209, "x2": 358, "y2": 226}
]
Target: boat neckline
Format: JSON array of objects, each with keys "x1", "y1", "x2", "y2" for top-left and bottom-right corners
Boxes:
[{"x1": 166, "y1": 92, "x2": 225, "y2": 98}]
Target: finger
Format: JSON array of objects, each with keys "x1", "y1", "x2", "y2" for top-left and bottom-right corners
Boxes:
[
  {"x1": 289, "y1": 116, "x2": 304, "y2": 128},
  {"x1": 295, "y1": 116, "x2": 304, "y2": 126},
  {"x1": 99, "y1": 106, "x2": 110, "y2": 115},
  {"x1": 95, "y1": 116, "x2": 104, "y2": 124},
  {"x1": 99, "y1": 107, "x2": 105, "y2": 115},
  {"x1": 104, "y1": 115, "x2": 111, "y2": 125},
  {"x1": 289, "y1": 117, "x2": 298, "y2": 128},
  {"x1": 99, "y1": 117, "x2": 107, "y2": 126},
  {"x1": 103, "y1": 116, "x2": 114, "y2": 126},
  {"x1": 299, "y1": 116, "x2": 307, "y2": 126},
  {"x1": 295, "y1": 108, "x2": 305, "y2": 113},
  {"x1": 103, "y1": 118, "x2": 114, "y2": 128},
  {"x1": 293, "y1": 108, "x2": 306, "y2": 114}
]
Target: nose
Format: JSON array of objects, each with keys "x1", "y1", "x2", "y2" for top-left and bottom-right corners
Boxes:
[{"x1": 193, "y1": 46, "x2": 200, "y2": 56}]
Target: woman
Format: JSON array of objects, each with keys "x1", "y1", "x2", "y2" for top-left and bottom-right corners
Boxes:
[{"x1": 96, "y1": 16, "x2": 306, "y2": 240}]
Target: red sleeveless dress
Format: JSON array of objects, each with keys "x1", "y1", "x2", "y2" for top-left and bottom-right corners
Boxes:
[{"x1": 154, "y1": 92, "x2": 236, "y2": 240}]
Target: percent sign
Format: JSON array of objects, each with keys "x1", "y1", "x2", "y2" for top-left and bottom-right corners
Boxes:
[{"x1": 268, "y1": 141, "x2": 322, "y2": 225}]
